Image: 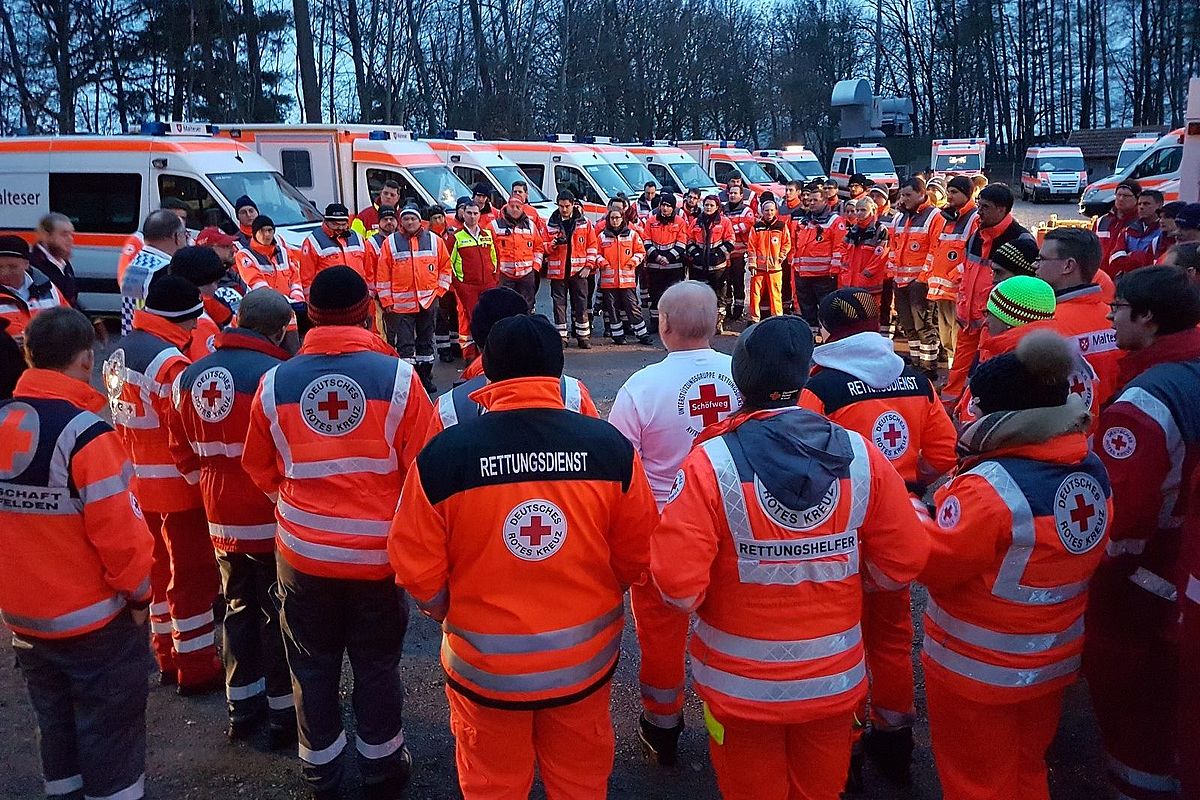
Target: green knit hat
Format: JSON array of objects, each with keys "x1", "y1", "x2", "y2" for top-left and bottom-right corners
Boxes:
[{"x1": 987, "y1": 276, "x2": 1056, "y2": 328}]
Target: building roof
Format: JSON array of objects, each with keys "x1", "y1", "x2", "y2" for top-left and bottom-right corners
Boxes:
[{"x1": 1067, "y1": 126, "x2": 1169, "y2": 159}]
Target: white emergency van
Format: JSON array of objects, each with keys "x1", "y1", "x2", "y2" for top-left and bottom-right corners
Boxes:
[
  {"x1": 0, "y1": 121, "x2": 321, "y2": 315},
  {"x1": 829, "y1": 144, "x2": 899, "y2": 198},
  {"x1": 930, "y1": 138, "x2": 987, "y2": 178},
  {"x1": 1020, "y1": 145, "x2": 1088, "y2": 203},
  {"x1": 218, "y1": 124, "x2": 472, "y2": 213},
  {"x1": 1080, "y1": 129, "x2": 1186, "y2": 216},
  {"x1": 423, "y1": 130, "x2": 553, "y2": 215},
  {"x1": 626, "y1": 142, "x2": 720, "y2": 195},
  {"x1": 583, "y1": 137, "x2": 659, "y2": 195},
  {"x1": 493, "y1": 135, "x2": 631, "y2": 220},
  {"x1": 675, "y1": 140, "x2": 785, "y2": 199},
  {"x1": 753, "y1": 147, "x2": 826, "y2": 185}
]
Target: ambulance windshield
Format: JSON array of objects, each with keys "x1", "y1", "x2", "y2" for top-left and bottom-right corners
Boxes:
[
  {"x1": 491, "y1": 165, "x2": 549, "y2": 203},
  {"x1": 208, "y1": 171, "x2": 322, "y2": 225},
  {"x1": 583, "y1": 163, "x2": 633, "y2": 200},
  {"x1": 670, "y1": 161, "x2": 718, "y2": 190},
  {"x1": 410, "y1": 166, "x2": 474, "y2": 210},
  {"x1": 934, "y1": 153, "x2": 982, "y2": 172},
  {"x1": 854, "y1": 156, "x2": 896, "y2": 175},
  {"x1": 613, "y1": 160, "x2": 660, "y2": 193}
]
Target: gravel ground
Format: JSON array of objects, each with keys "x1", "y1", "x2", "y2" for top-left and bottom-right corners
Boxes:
[{"x1": 1, "y1": 199, "x2": 1108, "y2": 800}]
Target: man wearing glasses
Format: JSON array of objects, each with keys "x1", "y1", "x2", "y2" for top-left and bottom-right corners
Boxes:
[
  {"x1": 1093, "y1": 179, "x2": 1141, "y2": 266},
  {"x1": 1034, "y1": 227, "x2": 1122, "y2": 408}
]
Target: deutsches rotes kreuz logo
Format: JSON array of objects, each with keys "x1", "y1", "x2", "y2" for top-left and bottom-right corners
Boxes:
[
  {"x1": 503, "y1": 499, "x2": 568, "y2": 561},
  {"x1": 191, "y1": 367, "x2": 235, "y2": 422},
  {"x1": 300, "y1": 375, "x2": 366, "y2": 436},
  {"x1": 1053, "y1": 472, "x2": 1107, "y2": 555},
  {"x1": 754, "y1": 476, "x2": 839, "y2": 531},
  {"x1": 872, "y1": 411, "x2": 910, "y2": 460}
]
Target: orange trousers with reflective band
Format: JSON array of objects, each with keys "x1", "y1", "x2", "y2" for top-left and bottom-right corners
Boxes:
[
  {"x1": 943, "y1": 325, "x2": 981, "y2": 402},
  {"x1": 857, "y1": 587, "x2": 916, "y2": 733},
  {"x1": 926, "y1": 678, "x2": 1063, "y2": 800},
  {"x1": 631, "y1": 583, "x2": 688, "y2": 726},
  {"x1": 749, "y1": 271, "x2": 784, "y2": 319},
  {"x1": 706, "y1": 705, "x2": 853, "y2": 800},
  {"x1": 446, "y1": 682, "x2": 614, "y2": 799}
]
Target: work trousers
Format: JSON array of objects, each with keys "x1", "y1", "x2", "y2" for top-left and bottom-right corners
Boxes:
[
  {"x1": 725, "y1": 253, "x2": 747, "y2": 318},
  {"x1": 602, "y1": 287, "x2": 648, "y2": 340},
  {"x1": 277, "y1": 557, "x2": 410, "y2": 793},
  {"x1": 446, "y1": 682, "x2": 615, "y2": 800},
  {"x1": 644, "y1": 266, "x2": 685, "y2": 311},
  {"x1": 499, "y1": 272, "x2": 537, "y2": 313},
  {"x1": 550, "y1": 276, "x2": 592, "y2": 341},
  {"x1": 748, "y1": 270, "x2": 785, "y2": 320},
  {"x1": 435, "y1": 291, "x2": 459, "y2": 358},
  {"x1": 861, "y1": 587, "x2": 916, "y2": 731},
  {"x1": 216, "y1": 550, "x2": 293, "y2": 722},
  {"x1": 944, "y1": 325, "x2": 981, "y2": 403},
  {"x1": 385, "y1": 305, "x2": 436, "y2": 364},
  {"x1": 781, "y1": 264, "x2": 795, "y2": 314},
  {"x1": 879, "y1": 278, "x2": 896, "y2": 338},
  {"x1": 894, "y1": 281, "x2": 940, "y2": 374},
  {"x1": 1085, "y1": 615, "x2": 1180, "y2": 800},
  {"x1": 145, "y1": 508, "x2": 220, "y2": 686},
  {"x1": 794, "y1": 275, "x2": 837, "y2": 328},
  {"x1": 707, "y1": 707, "x2": 853, "y2": 800},
  {"x1": 631, "y1": 583, "x2": 689, "y2": 727},
  {"x1": 14, "y1": 611, "x2": 149, "y2": 799},
  {"x1": 925, "y1": 678, "x2": 1063, "y2": 800},
  {"x1": 692, "y1": 267, "x2": 728, "y2": 325},
  {"x1": 452, "y1": 282, "x2": 489, "y2": 361},
  {"x1": 933, "y1": 298, "x2": 958, "y2": 368}
]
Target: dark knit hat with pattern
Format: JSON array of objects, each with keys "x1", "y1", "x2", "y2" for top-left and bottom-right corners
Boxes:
[
  {"x1": 970, "y1": 329, "x2": 1073, "y2": 414},
  {"x1": 308, "y1": 265, "x2": 371, "y2": 326},
  {"x1": 990, "y1": 237, "x2": 1041, "y2": 278},
  {"x1": 732, "y1": 316, "x2": 814, "y2": 408},
  {"x1": 144, "y1": 275, "x2": 203, "y2": 322},
  {"x1": 819, "y1": 288, "x2": 881, "y2": 341}
]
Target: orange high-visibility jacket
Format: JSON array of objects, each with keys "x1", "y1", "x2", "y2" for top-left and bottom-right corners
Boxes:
[
  {"x1": 723, "y1": 201, "x2": 755, "y2": 255},
  {"x1": 926, "y1": 202, "x2": 979, "y2": 303},
  {"x1": 957, "y1": 216, "x2": 1034, "y2": 330},
  {"x1": 0, "y1": 268, "x2": 67, "y2": 343},
  {"x1": 377, "y1": 229, "x2": 453, "y2": 314},
  {"x1": 792, "y1": 209, "x2": 846, "y2": 278},
  {"x1": 1049, "y1": 283, "x2": 1123, "y2": 408},
  {"x1": 920, "y1": 432, "x2": 1110, "y2": 702},
  {"x1": 642, "y1": 212, "x2": 690, "y2": 269},
  {"x1": 490, "y1": 212, "x2": 544, "y2": 279},
  {"x1": 747, "y1": 218, "x2": 793, "y2": 273},
  {"x1": 596, "y1": 225, "x2": 645, "y2": 290},
  {"x1": 299, "y1": 226, "x2": 368, "y2": 290},
  {"x1": 169, "y1": 328, "x2": 291, "y2": 555},
  {"x1": 837, "y1": 221, "x2": 890, "y2": 292},
  {"x1": 428, "y1": 373, "x2": 598, "y2": 439},
  {"x1": 0, "y1": 369, "x2": 153, "y2": 640},
  {"x1": 888, "y1": 202, "x2": 945, "y2": 287},
  {"x1": 543, "y1": 211, "x2": 597, "y2": 280},
  {"x1": 652, "y1": 407, "x2": 930, "y2": 723},
  {"x1": 242, "y1": 325, "x2": 434, "y2": 581},
  {"x1": 104, "y1": 310, "x2": 202, "y2": 513},
  {"x1": 390, "y1": 376, "x2": 657, "y2": 708},
  {"x1": 235, "y1": 239, "x2": 305, "y2": 303}
]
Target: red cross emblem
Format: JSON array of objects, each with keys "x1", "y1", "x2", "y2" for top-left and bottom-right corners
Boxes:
[
  {"x1": 881, "y1": 423, "x2": 904, "y2": 448},
  {"x1": 1069, "y1": 375, "x2": 1087, "y2": 396},
  {"x1": 519, "y1": 516, "x2": 553, "y2": 547},
  {"x1": 201, "y1": 380, "x2": 223, "y2": 408},
  {"x1": 1110, "y1": 433, "x2": 1127, "y2": 451},
  {"x1": 0, "y1": 408, "x2": 35, "y2": 472},
  {"x1": 317, "y1": 391, "x2": 350, "y2": 421},
  {"x1": 1069, "y1": 494, "x2": 1096, "y2": 533},
  {"x1": 689, "y1": 384, "x2": 731, "y2": 427}
]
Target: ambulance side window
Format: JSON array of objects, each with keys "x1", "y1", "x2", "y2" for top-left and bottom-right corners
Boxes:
[
  {"x1": 49, "y1": 172, "x2": 141, "y2": 234},
  {"x1": 280, "y1": 150, "x2": 314, "y2": 189},
  {"x1": 516, "y1": 163, "x2": 545, "y2": 191},
  {"x1": 713, "y1": 161, "x2": 737, "y2": 186},
  {"x1": 554, "y1": 166, "x2": 601, "y2": 205},
  {"x1": 453, "y1": 166, "x2": 487, "y2": 189},
  {"x1": 646, "y1": 164, "x2": 680, "y2": 194},
  {"x1": 366, "y1": 168, "x2": 424, "y2": 210},
  {"x1": 158, "y1": 174, "x2": 229, "y2": 229}
]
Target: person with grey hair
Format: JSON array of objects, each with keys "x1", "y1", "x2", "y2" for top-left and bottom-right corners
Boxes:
[
  {"x1": 168, "y1": 287, "x2": 296, "y2": 747},
  {"x1": 29, "y1": 212, "x2": 78, "y2": 306},
  {"x1": 608, "y1": 279, "x2": 743, "y2": 766},
  {"x1": 117, "y1": 209, "x2": 187, "y2": 334}
]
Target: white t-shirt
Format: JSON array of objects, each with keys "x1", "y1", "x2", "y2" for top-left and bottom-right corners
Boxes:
[{"x1": 609, "y1": 348, "x2": 742, "y2": 510}]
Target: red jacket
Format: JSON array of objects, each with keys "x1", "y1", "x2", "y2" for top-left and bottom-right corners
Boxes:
[
  {"x1": 723, "y1": 201, "x2": 755, "y2": 255},
  {"x1": 837, "y1": 219, "x2": 890, "y2": 292},
  {"x1": 104, "y1": 310, "x2": 201, "y2": 513},
  {"x1": 1107, "y1": 218, "x2": 1166, "y2": 276},
  {"x1": 1094, "y1": 209, "x2": 1137, "y2": 267},
  {"x1": 243, "y1": 325, "x2": 434, "y2": 580},
  {"x1": 792, "y1": 208, "x2": 845, "y2": 278},
  {"x1": 642, "y1": 212, "x2": 690, "y2": 269},
  {"x1": 0, "y1": 268, "x2": 68, "y2": 343},
  {"x1": 0, "y1": 369, "x2": 153, "y2": 639},
  {"x1": 652, "y1": 407, "x2": 929, "y2": 723},
  {"x1": 957, "y1": 215, "x2": 1034, "y2": 329},
  {"x1": 170, "y1": 328, "x2": 290, "y2": 554},
  {"x1": 686, "y1": 213, "x2": 735, "y2": 270}
]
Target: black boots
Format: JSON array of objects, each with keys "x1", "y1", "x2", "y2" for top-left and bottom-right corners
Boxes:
[
  {"x1": 415, "y1": 362, "x2": 437, "y2": 394},
  {"x1": 863, "y1": 725, "x2": 914, "y2": 785},
  {"x1": 638, "y1": 713, "x2": 684, "y2": 767}
]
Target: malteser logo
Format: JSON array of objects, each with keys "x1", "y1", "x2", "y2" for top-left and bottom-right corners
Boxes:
[{"x1": 0, "y1": 188, "x2": 42, "y2": 206}]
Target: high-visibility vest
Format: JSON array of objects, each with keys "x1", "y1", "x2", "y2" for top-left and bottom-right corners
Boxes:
[
  {"x1": 378, "y1": 229, "x2": 453, "y2": 313},
  {"x1": 888, "y1": 203, "x2": 944, "y2": 286},
  {"x1": 926, "y1": 204, "x2": 978, "y2": 302},
  {"x1": 300, "y1": 227, "x2": 368, "y2": 289}
]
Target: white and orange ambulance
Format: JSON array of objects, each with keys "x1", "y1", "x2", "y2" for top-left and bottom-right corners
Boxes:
[
  {"x1": 0, "y1": 121, "x2": 321, "y2": 315},
  {"x1": 753, "y1": 146, "x2": 826, "y2": 185},
  {"x1": 1020, "y1": 145, "x2": 1088, "y2": 203},
  {"x1": 930, "y1": 138, "x2": 987, "y2": 178},
  {"x1": 626, "y1": 141, "x2": 720, "y2": 195},
  {"x1": 422, "y1": 129, "x2": 553, "y2": 215},
  {"x1": 828, "y1": 144, "x2": 899, "y2": 198},
  {"x1": 493, "y1": 135, "x2": 632, "y2": 220},
  {"x1": 1080, "y1": 129, "x2": 1186, "y2": 216},
  {"x1": 675, "y1": 140, "x2": 786, "y2": 199}
]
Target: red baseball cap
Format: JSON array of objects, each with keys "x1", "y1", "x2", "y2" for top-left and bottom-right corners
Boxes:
[{"x1": 195, "y1": 226, "x2": 236, "y2": 247}]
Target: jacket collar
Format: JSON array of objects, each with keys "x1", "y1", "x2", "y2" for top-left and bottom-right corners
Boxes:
[
  {"x1": 469, "y1": 376, "x2": 566, "y2": 411},
  {"x1": 694, "y1": 405, "x2": 800, "y2": 445},
  {"x1": 979, "y1": 214, "x2": 1015, "y2": 243},
  {"x1": 958, "y1": 397, "x2": 1091, "y2": 465},
  {"x1": 216, "y1": 327, "x2": 292, "y2": 360},
  {"x1": 461, "y1": 355, "x2": 485, "y2": 381},
  {"x1": 249, "y1": 237, "x2": 280, "y2": 260},
  {"x1": 1118, "y1": 327, "x2": 1200, "y2": 385},
  {"x1": 14, "y1": 368, "x2": 107, "y2": 413},
  {"x1": 1054, "y1": 282, "x2": 1101, "y2": 302},
  {"x1": 299, "y1": 324, "x2": 395, "y2": 357},
  {"x1": 753, "y1": 217, "x2": 787, "y2": 231},
  {"x1": 132, "y1": 309, "x2": 193, "y2": 349}
]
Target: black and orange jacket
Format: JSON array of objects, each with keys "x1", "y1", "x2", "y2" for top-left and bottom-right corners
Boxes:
[{"x1": 390, "y1": 376, "x2": 657, "y2": 709}]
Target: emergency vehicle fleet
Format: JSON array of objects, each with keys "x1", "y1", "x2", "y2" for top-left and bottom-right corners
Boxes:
[
  {"x1": 1081, "y1": 129, "x2": 1187, "y2": 216},
  {"x1": 422, "y1": 130, "x2": 554, "y2": 217},
  {"x1": 0, "y1": 121, "x2": 321, "y2": 315}
]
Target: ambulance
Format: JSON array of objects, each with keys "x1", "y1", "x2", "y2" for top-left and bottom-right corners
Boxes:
[
  {"x1": 626, "y1": 141, "x2": 720, "y2": 195},
  {"x1": 218, "y1": 123, "x2": 473, "y2": 213},
  {"x1": 0, "y1": 121, "x2": 322, "y2": 315},
  {"x1": 493, "y1": 135, "x2": 632, "y2": 220},
  {"x1": 930, "y1": 138, "x2": 987, "y2": 178},
  {"x1": 828, "y1": 144, "x2": 899, "y2": 198},
  {"x1": 583, "y1": 137, "x2": 661, "y2": 197},
  {"x1": 1080, "y1": 129, "x2": 1185, "y2": 217},
  {"x1": 753, "y1": 146, "x2": 826, "y2": 184},
  {"x1": 422, "y1": 129, "x2": 553, "y2": 215},
  {"x1": 1116, "y1": 135, "x2": 1159, "y2": 172},
  {"x1": 1020, "y1": 145, "x2": 1088, "y2": 203},
  {"x1": 675, "y1": 140, "x2": 786, "y2": 199}
]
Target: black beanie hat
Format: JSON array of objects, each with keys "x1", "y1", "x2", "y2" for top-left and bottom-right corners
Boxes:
[
  {"x1": 308, "y1": 265, "x2": 371, "y2": 326},
  {"x1": 0, "y1": 234, "x2": 30, "y2": 260},
  {"x1": 144, "y1": 275, "x2": 203, "y2": 322},
  {"x1": 234, "y1": 195, "x2": 257, "y2": 212},
  {"x1": 251, "y1": 215, "x2": 275, "y2": 234},
  {"x1": 470, "y1": 287, "x2": 529, "y2": 348},
  {"x1": 483, "y1": 314, "x2": 564, "y2": 383},
  {"x1": 472, "y1": 182, "x2": 491, "y2": 197},
  {"x1": 732, "y1": 316, "x2": 814, "y2": 408},
  {"x1": 990, "y1": 237, "x2": 1041, "y2": 278},
  {"x1": 970, "y1": 329, "x2": 1073, "y2": 415},
  {"x1": 819, "y1": 288, "x2": 881, "y2": 341},
  {"x1": 948, "y1": 175, "x2": 973, "y2": 196},
  {"x1": 659, "y1": 193, "x2": 677, "y2": 208},
  {"x1": 169, "y1": 246, "x2": 226, "y2": 287}
]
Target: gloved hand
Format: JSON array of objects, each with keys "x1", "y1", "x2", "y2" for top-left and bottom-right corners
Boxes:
[{"x1": 290, "y1": 301, "x2": 308, "y2": 316}]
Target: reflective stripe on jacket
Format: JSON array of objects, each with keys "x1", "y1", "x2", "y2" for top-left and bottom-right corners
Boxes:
[
  {"x1": 490, "y1": 214, "x2": 544, "y2": 279},
  {"x1": 926, "y1": 203, "x2": 978, "y2": 302},
  {"x1": 429, "y1": 374, "x2": 598, "y2": 438},
  {"x1": 234, "y1": 240, "x2": 304, "y2": 303},
  {"x1": 596, "y1": 226, "x2": 645, "y2": 290},
  {"x1": 379, "y1": 229, "x2": 453, "y2": 313},
  {"x1": 888, "y1": 203, "x2": 945, "y2": 286},
  {"x1": 0, "y1": 369, "x2": 153, "y2": 639},
  {"x1": 643, "y1": 214, "x2": 690, "y2": 269},
  {"x1": 747, "y1": 219, "x2": 792, "y2": 273},
  {"x1": 792, "y1": 210, "x2": 845, "y2": 277},
  {"x1": 543, "y1": 212, "x2": 597, "y2": 280},
  {"x1": 300, "y1": 227, "x2": 368, "y2": 290}
]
